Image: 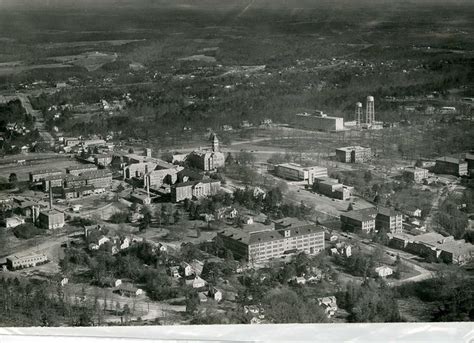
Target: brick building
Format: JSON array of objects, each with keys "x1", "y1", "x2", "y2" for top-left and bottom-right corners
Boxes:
[
  {"x1": 313, "y1": 177, "x2": 353, "y2": 200},
  {"x1": 294, "y1": 111, "x2": 344, "y2": 131},
  {"x1": 403, "y1": 167, "x2": 429, "y2": 183},
  {"x1": 274, "y1": 163, "x2": 328, "y2": 184},
  {"x1": 434, "y1": 157, "x2": 468, "y2": 176},
  {"x1": 335, "y1": 146, "x2": 372, "y2": 163},
  {"x1": 29, "y1": 169, "x2": 63, "y2": 183},
  {"x1": 38, "y1": 209, "x2": 65, "y2": 230},
  {"x1": 66, "y1": 164, "x2": 98, "y2": 176},
  {"x1": 218, "y1": 218, "x2": 325, "y2": 264},
  {"x1": 171, "y1": 180, "x2": 221, "y2": 202}
]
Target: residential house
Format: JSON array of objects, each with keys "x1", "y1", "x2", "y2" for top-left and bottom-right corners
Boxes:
[
  {"x1": 317, "y1": 296, "x2": 338, "y2": 318},
  {"x1": 118, "y1": 283, "x2": 143, "y2": 297},
  {"x1": 185, "y1": 276, "x2": 207, "y2": 289},
  {"x1": 375, "y1": 266, "x2": 393, "y2": 278}
]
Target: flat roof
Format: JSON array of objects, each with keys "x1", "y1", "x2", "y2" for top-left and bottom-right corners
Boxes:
[
  {"x1": 336, "y1": 146, "x2": 370, "y2": 152},
  {"x1": 436, "y1": 156, "x2": 465, "y2": 164},
  {"x1": 295, "y1": 112, "x2": 342, "y2": 120},
  {"x1": 377, "y1": 206, "x2": 401, "y2": 217},
  {"x1": 67, "y1": 164, "x2": 97, "y2": 171},
  {"x1": 30, "y1": 169, "x2": 63, "y2": 175}
]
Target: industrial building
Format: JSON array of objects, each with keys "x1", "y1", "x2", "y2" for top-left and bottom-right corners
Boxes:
[
  {"x1": 62, "y1": 185, "x2": 95, "y2": 199},
  {"x1": 41, "y1": 174, "x2": 64, "y2": 191},
  {"x1": 66, "y1": 164, "x2": 98, "y2": 176},
  {"x1": 434, "y1": 157, "x2": 468, "y2": 176},
  {"x1": 312, "y1": 177, "x2": 353, "y2": 200},
  {"x1": 37, "y1": 209, "x2": 65, "y2": 230},
  {"x1": 6, "y1": 253, "x2": 48, "y2": 270},
  {"x1": 293, "y1": 111, "x2": 344, "y2": 132},
  {"x1": 335, "y1": 146, "x2": 372, "y2": 163},
  {"x1": 64, "y1": 170, "x2": 113, "y2": 188},
  {"x1": 218, "y1": 218, "x2": 325, "y2": 264},
  {"x1": 403, "y1": 167, "x2": 429, "y2": 183},
  {"x1": 29, "y1": 169, "x2": 63, "y2": 183},
  {"x1": 465, "y1": 152, "x2": 474, "y2": 175},
  {"x1": 274, "y1": 163, "x2": 328, "y2": 184},
  {"x1": 171, "y1": 179, "x2": 221, "y2": 202}
]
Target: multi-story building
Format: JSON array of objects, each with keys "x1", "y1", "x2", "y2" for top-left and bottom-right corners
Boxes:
[
  {"x1": 335, "y1": 146, "x2": 372, "y2": 163},
  {"x1": 388, "y1": 232, "x2": 474, "y2": 264},
  {"x1": 37, "y1": 209, "x2": 65, "y2": 230},
  {"x1": 294, "y1": 111, "x2": 344, "y2": 131},
  {"x1": 146, "y1": 168, "x2": 180, "y2": 189},
  {"x1": 274, "y1": 163, "x2": 328, "y2": 184},
  {"x1": 6, "y1": 253, "x2": 48, "y2": 270},
  {"x1": 66, "y1": 164, "x2": 98, "y2": 176},
  {"x1": 64, "y1": 170, "x2": 112, "y2": 188},
  {"x1": 93, "y1": 154, "x2": 113, "y2": 167},
  {"x1": 29, "y1": 169, "x2": 63, "y2": 183},
  {"x1": 341, "y1": 207, "x2": 402, "y2": 234},
  {"x1": 42, "y1": 174, "x2": 64, "y2": 191},
  {"x1": 63, "y1": 185, "x2": 95, "y2": 200},
  {"x1": 403, "y1": 167, "x2": 429, "y2": 183},
  {"x1": 171, "y1": 180, "x2": 221, "y2": 202},
  {"x1": 218, "y1": 218, "x2": 325, "y2": 264},
  {"x1": 313, "y1": 177, "x2": 353, "y2": 200},
  {"x1": 340, "y1": 208, "x2": 377, "y2": 234},
  {"x1": 435, "y1": 157, "x2": 468, "y2": 176},
  {"x1": 465, "y1": 152, "x2": 474, "y2": 176},
  {"x1": 376, "y1": 207, "x2": 403, "y2": 234},
  {"x1": 187, "y1": 134, "x2": 225, "y2": 171}
]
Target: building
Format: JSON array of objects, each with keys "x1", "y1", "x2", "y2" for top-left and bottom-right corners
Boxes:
[
  {"x1": 6, "y1": 253, "x2": 48, "y2": 270},
  {"x1": 388, "y1": 232, "x2": 474, "y2": 264},
  {"x1": 313, "y1": 177, "x2": 353, "y2": 200},
  {"x1": 118, "y1": 283, "x2": 143, "y2": 297},
  {"x1": 42, "y1": 175, "x2": 64, "y2": 191},
  {"x1": 146, "y1": 167, "x2": 180, "y2": 189},
  {"x1": 317, "y1": 296, "x2": 338, "y2": 318},
  {"x1": 171, "y1": 179, "x2": 221, "y2": 202},
  {"x1": 29, "y1": 169, "x2": 63, "y2": 183},
  {"x1": 218, "y1": 219, "x2": 325, "y2": 264},
  {"x1": 187, "y1": 134, "x2": 225, "y2": 171},
  {"x1": 465, "y1": 152, "x2": 474, "y2": 176},
  {"x1": 336, "y1": 146, "x2": 372, "y2": 163},
  {"x1": 185, "y1": 276, "x2": 207, "y2": 289},
  {"x1": 376, "y1": 207, "x2": 403, "y2": 234},
  {"x1": 404, "y1": 207, "x2": 422, "y2": 218},
  {"x1": 274, "y1": 163, "x2": 328, "y2": 184},
  {"x1": 403, "y1": 167, "x2": 429, "y2": 183},
  {"x1": 37, "y1": 209, "x2": 65, "y2": 230},
  {"x1": 435, "y1": 157, "x2": 468, "y2": 176},
  {"x1": 294, "y1": 111, "x2": 344, "y2": 131},
  {"x1": 340, "y1": 209, "x2": 377, "y2": 234},
  {"x1": 93, "y1": 154, "x2": 113, "y2": 167},
  {"x1": 66, "y1": 164, "x2": 98, "y2": 176},
  {"x1": 64, "y1": 170, "x2": 113, "y2": 189},
  {"x1": 5, "y1": 216, "x2": 25, "y2": 229},
  {"x1": 209, "y1": 287, "x2": 223, "y2": 302},
  {"x1": 62, "y1": 185, "x2": 95, "y2": 199},
  {"x1": 375, "y1": 266, "x2": 393, "y2": 278}
]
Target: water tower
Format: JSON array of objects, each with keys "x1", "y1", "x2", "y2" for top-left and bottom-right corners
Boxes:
[{"x1": 366, "y1": 96, "x2": 375, "y2": 124}]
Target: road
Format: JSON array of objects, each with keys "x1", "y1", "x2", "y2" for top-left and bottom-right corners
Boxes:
[{"x1": 16, "y1": 93, "x2": 54, "y2": 143}]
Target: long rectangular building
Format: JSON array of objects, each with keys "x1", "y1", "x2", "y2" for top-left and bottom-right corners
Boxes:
[
  {"x1": 66, "y1": 164, "x2": 98, "y2": 176},
  {"x1": 313, "y1": 177, "x2": 353, "y2": 200},
  {"x1": 64, "y1": 170, "x2": 113, "y2": 188},
  {"x1": 6, "y1": 253, "x2": 48, "y2": 270},
  {"x1": 294, "y1": 111, "x2": 344, "y2": 131},
  {"x1": 218, "y1": 218, "x2": 325, "y2": 264},
  {"x1": 274, "y1": 163, "x2": 327, "y2": 184},
  {"x1": 29, "y1": 169, "x2": 63, "y2": 183},
  {"x1": 435, "y1": 157, "x2": 468, "y2": 176},
  {"x1": 171, "y1": 179, "x2": 221, "y2": 202}
]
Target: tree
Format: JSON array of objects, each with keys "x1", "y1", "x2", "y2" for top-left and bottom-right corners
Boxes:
[
  {"x1": 185, "y1": 291, "x2": 199, "y2": 315},
  {"x1": 8, "y1": 173, "x2": 17, "y2": 184},
  {"x1": 347, "y1": 203, "x2": 354, "y2": 211}
]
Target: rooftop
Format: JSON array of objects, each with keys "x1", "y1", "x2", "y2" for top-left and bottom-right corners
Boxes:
[
  {"x1": 296, "y1": 112, "x2": 342, "y2": 120},
  {"x1": 436, "y1": 156, "x2": 465, "y2": 165},
  {"x1": 67, "y1": 164, "x2": 97, "y2": 171},
  {"x1": 377, "y1": 206, "x2": 401, "y2": 218},
  {"x1": 336, "y1": 146, "x2": 370, "y2": 152},
  {"x1": 30, "y1": 169, "x2": 62, "y2": 175}
]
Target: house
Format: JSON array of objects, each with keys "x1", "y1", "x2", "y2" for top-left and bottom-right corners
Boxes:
[
  {"x1": 317, "y1": 296, "x2": 338, "y2": 318},
  {"x1": 240, "y1": 214, "x2": 254, "y2": 225},
  {"x1": 118, "y1": 283, "x2": 143, "y2": 297},
  {"x1": 181, "y1": 262, "x2": 193, "y2": 277},
  {"x1": 375, "y1": 266, "x2": 393, "y2": 278},
  {"x1": 5, "y1": 216, "x2": 25, "y2": 229},
  {"x1": 185, "y1": 276, "x2": 207, "y2": 289},
  {"x1": 190, "y1": 259, "x2": 204, "y2": 276},
  {"x1": 404, "y1": 207, "x2": 422, "y2": 218},
  {"x1": 198, "y1": 292, "x2": 208, "y2": 303},
  {"x1": 169, "y1": 266, "x2": 181, "y2": 278},
  {"x1": 103, "y1": 278, "x2": 122, "y2": 288},
  {"x1": 209, "y1": 287, "x2": 223, "y2": 302},
  {"x1": 60, "y1": 278, "x2": 69, "y2": 287}
]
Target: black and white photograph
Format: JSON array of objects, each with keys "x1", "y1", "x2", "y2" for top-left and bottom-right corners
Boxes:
[{"x1": 0, "y1": 0, "x2": 472, "y2": 336}]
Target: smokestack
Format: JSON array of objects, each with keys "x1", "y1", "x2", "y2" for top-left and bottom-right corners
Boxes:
[
  {"x1": 146, "y1": 175, "x2": 150, "y2": 198},
  {"x1": 49, "y1": 181, "x2": 53, "y2": 209}
]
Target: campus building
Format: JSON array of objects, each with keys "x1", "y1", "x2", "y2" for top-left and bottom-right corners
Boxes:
[
  {"x1": 218, "y1": 218, "x2": 325, "y2": 264},
  {"x1": 187, "y1": 134, "x2": 225, "y2": 171},
  {"x1": 388, "y1": 232, "x2": 474, "y2": 264},
  {"x1": 336, "y1": 146, "x2": 372, "y2": 163},
  {"x1": 274, "y1": 163, "x2": 328, "y2": 184},
  {"x1": 403, "y1": 167, "x2": 429, "y2": 183},
  {"x1": 434, "y1": 157, "x2": 468, "y2": 176},
  {"x1": 340, "y1": 207, "x2": 402, "y2": 234},
  {"x1": 313, "y1": 177, "x2": 353, "y2": 200},
  {"x1": 64, "y1": 170, "x2": 113, "y2": 189},
  {"x1": 6, "y1": 253, "x2": 48, "y2": 270},
  {"x1": 294, "y1": 111, "x2": 344, "y2": 131},
  {"x1": 171, "y1": 179, "x2": 221, "y2": 202}
]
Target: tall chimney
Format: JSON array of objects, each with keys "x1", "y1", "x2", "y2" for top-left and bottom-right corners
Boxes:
[
  {"x1": 49, "y1": 180, "x2": 53, "y2": 209},
  {"x1": 146, "y1": 175, "x2": 150, "y2": 198}
]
